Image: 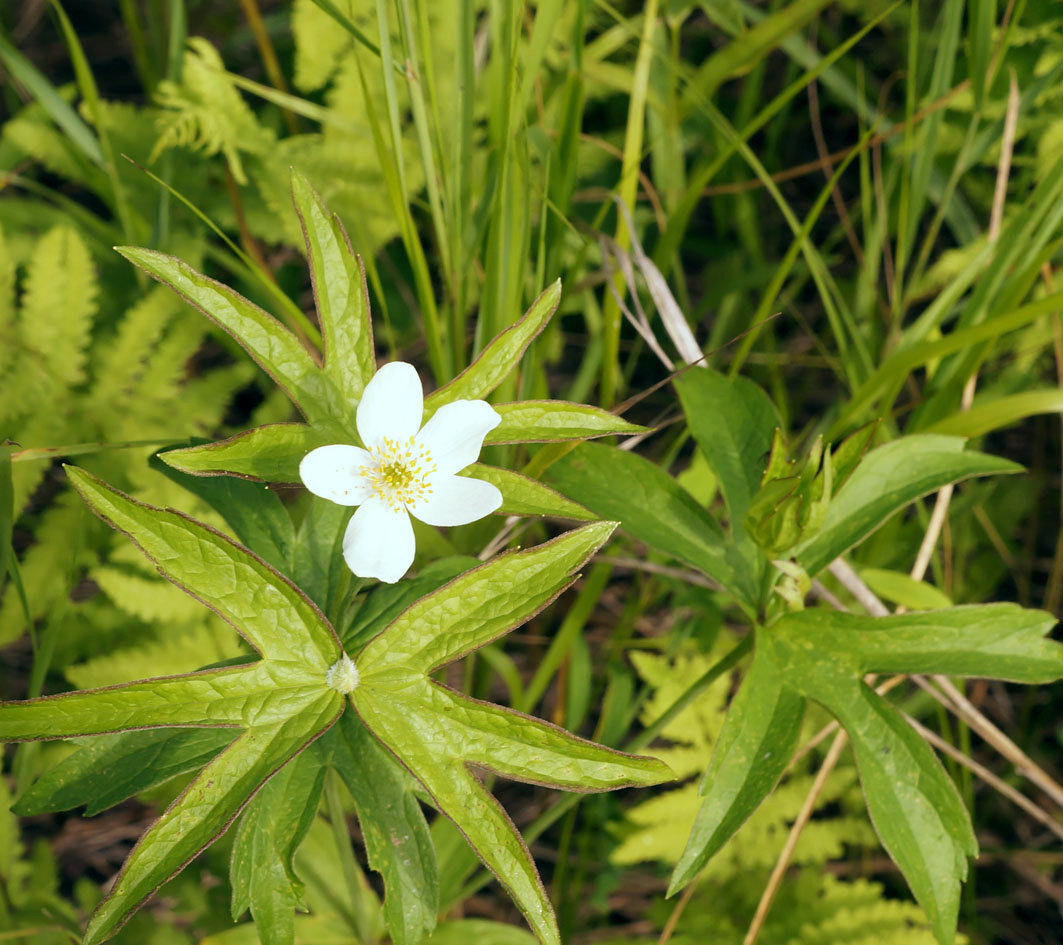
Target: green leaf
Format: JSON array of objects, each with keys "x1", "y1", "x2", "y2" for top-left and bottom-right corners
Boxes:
[
  {"x1": 13, "y1": 728, "x2": 235, "y2": 816},
  {"x1": 793, "y1": 435, "x2": 1022, "y2": 576},
  {"x1": 673, "y1": 368, "x2": 778, "y2": 534},
  {"x1": 777, "y1": 604, "x2": 1063, "y2": 683},
  {"x1": 351, "y1": 523, "x2": 672, "y2": 945},
  {"x1": 831, "y1": 683, "x2": 974, "y2": 945},
  {"x1": 0, "y1": 470, "x2": 348, "y2": 944},
  {"x1": 291, "y1": 169, "x2": 375, "y2": 404},
  {"x1": 115, "y1": 247, "x2": 350, "y2": 434},
  {"x1": 85, "y1": 697, "x2": 341, "y2": 945},
  {"x1": 467, "y1": 465, "x2": 595, "y2": 520},
  {"x1": 760, "y1": 604, "x2": 1063, "y2": 944},
  {"x1": 66, "y1": 465, "x2": 340, "y2": 667},
  {"x1": 326, "y1": 713, "x2": 438, "y2": 945},
  {"x1": 0, "y1": 658, "x2": 324, "y2": 742},
  {"x1": 859, "y1": 568, "x2": 952, "y2": 611},
  {"x1": 425, "y1": 281, "x2": 561, "y2": 414},
  {"x1": 160, "y1": 424, "x2": 332, "y2": 483},
  {"x1": 151, "y1": 450, "x2": 294, "y2": 574},
  {"x1": 546, "y1": 443, "x2": 758, "y2": 612},
  {"x1": 357, "y1": 522, "x2": 616, "y2": 676},
  {"x1": 669, "y1": 642, "x2": 805, "y2": 893},
  {"x1": 923, "y1": 389, "x2": 1063, "y2": 438},
  {"x1": 486, "y1": 401, "x2": 647, "y2": 443},
  {"x1": 230, "y1": 749, "x2": 328, "y2": 945}
]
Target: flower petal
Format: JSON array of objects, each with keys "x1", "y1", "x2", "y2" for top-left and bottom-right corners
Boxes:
[
  {"x1": 415, "y1": 400, "x2": 501, "y2": 475},
  {"x1": 408, "y1": 474, "x2": 502, "y2": 527},
  {"x1": 342, "y1": 497, "x2": 416, "y2": 583},
  {"x1": 356, "y1": 361, "x2": 423, "y2": 450},
  {"x1": 299, "y1": 444, "x2": 373, "y2": 506}
]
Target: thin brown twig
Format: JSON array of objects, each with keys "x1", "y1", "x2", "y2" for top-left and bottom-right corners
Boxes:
[
  {"x1": 743, "y1": 731, "x2": 850, "y2": 945},
  {"x1": 657, "y1": 881, "x2": 697, "y2": 945},
  {"x1": 905, "y1": 713, "x2": 1063, "y2": 844},
  {"x1": 913, "y1": 674, "x2": 1063, "y2": 809}
]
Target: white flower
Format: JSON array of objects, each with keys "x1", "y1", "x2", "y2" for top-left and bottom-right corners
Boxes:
[{"x1": 299, "y1": 361, "x2": 503, "y2": 583}]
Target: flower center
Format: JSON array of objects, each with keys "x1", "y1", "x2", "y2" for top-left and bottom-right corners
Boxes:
[{"x1": 364, "y1": 436, "x2": 436, "y2": 511}]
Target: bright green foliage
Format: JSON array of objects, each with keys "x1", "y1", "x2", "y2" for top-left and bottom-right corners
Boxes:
[
  {"x1": 0, "y1": 225, "x2": 250, "y2": 647},
  {"x1": 230, "y1": 751, "x2": 327, "y2": 945},
  {"x1": 672, "y1": 605, "x2": 1063, "y2": 943},
  {"x1": 2, "y1": 472, "x2": 669, "y2": 945},
  {"x1": 548, "y1": 442, "x2": 760, "y2": 612},
  {"x1": 151, "y1": 38, "x2": 273, "y2": 186},
  {"x1": 350, "y1": 521, "x2": 673, "y2": 945},
  {"x1": 129, "y1": 184, "x2": 642, "y2": 517}
]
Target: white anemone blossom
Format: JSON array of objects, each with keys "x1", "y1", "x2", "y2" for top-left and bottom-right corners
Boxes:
[{"x1": 299, "y1": 361, "x2": 503, "y2": 583}]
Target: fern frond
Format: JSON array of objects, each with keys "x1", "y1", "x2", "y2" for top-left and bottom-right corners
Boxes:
[
  {"x1": 19, "y1": 225, "x2": 97, "y2": 390},
  {"x1": 3, "y1": 108, "x2": 102, "y2": 190},
  {"x1": 291, "y1": 0, "x2": 357, "y2": 92},
  {"x1": 64, "y1": 618, "x2": 242, "y2": 690},
  {"x1": 0, "y1": 492, "x2": 100, "y2": 646},
  {"x1": 150, "y1": 37, "x2": 273, "y2": 184},
  {"x1": 89, "y1": 285, "x2": 182, "y2": 410}
]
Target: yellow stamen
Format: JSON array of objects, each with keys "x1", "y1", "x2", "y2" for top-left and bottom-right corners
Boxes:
[{"x1": 363, "y1": 436, "x2": 437, "y2": 511}]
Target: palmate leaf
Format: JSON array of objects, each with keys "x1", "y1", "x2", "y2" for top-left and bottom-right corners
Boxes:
[
  {"x1": 350, "y1": 520, "x2": 672, "y2": 945},
  {"x1": 671, "y1": 604, "x2": 1063, "y2": 945},
  {"x1": 0, "y1": 466, "x2": 345, "y2": 945},
  {"x1": 1, "y1": 472, "x2": 668, "y2": 945}
]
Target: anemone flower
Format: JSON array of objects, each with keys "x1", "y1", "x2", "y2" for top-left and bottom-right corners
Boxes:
[{"x1": 299, "y1": 361, "x2": 502, "y2": 583}]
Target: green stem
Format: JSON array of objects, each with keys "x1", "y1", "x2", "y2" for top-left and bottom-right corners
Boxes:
[{"x1": 324, "y1": 770, "x2": 376, "y2": 944}]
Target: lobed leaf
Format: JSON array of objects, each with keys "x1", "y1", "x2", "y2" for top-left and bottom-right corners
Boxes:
[
  {"x1": 115, "y1": 247, "x2": 350, "y2": 434},
  {"x1": 351, "y1": 521, "x2": 672, "y2": 945},
  {"x1": 352, "y1": 677, "x2": 669, "y2": 945},
  {"x1": 425, "y1": 281, "x2": 561, "y2": 414},
  {"x1": 291, "y1": 169, "x2": 375, "y2": 404},
  {"x1": 66, "y1": 465, "x2": 341, "y2": 668},
  {"x1": 486, "y1": 401, "x2": 647, "y2": 443},
  {"x1": 793, "y1": 435, "x2": 1021, "y2": 576}
]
